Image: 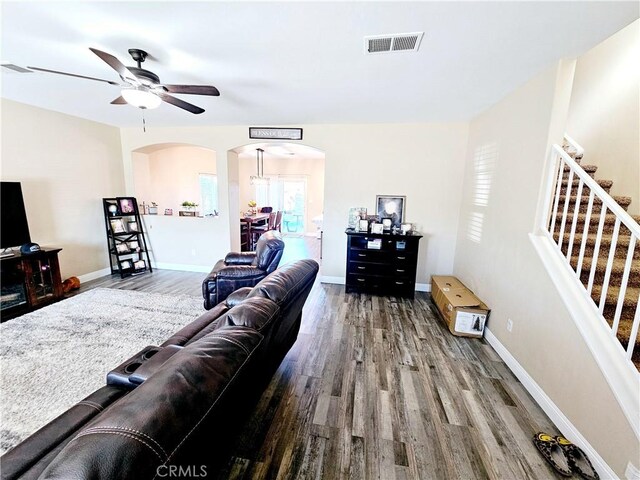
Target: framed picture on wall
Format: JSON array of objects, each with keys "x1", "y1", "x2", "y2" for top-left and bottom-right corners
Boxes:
[
  {"x1": 376, "y1": 195, "x2": 405, "y2": 228},
  {"x1": 116, "y1": 243, "x2": 130, "y2": 254},
  {"x1": 118, "y1": 197, "x2": 136, "y2": 215},
  {"x1": 110, "y1": 218, "x2": 126, "y2": 234}
]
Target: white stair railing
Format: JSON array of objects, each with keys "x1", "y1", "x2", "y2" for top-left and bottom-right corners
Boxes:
[{"x1": 539, "y1": 140, "x2": 640, "y2": 365}]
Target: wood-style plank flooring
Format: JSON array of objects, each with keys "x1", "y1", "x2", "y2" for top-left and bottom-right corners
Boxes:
[{"x1": 79, "y1": 268, "x2": 562, "y2": 479}]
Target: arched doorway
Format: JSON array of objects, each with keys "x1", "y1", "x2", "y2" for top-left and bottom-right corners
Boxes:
[
  {"x1": 130, "y1": 143, "x2": 223, "y2": 271},
  {"x1": 229, "y1": 142, "x2": 326, "y2": 263}
]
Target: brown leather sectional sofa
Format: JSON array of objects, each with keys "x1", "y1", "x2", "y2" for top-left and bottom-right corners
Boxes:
[{"x1": 1, "y1": 259, "x2": 319, "y2": 480}]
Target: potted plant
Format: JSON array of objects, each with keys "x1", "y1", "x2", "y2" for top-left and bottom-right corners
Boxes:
[
  {"x1": 180, "y1": 201, "x2": 199, "y2": 217},
  {"x1": 181, "y1": 201, "x2": 198, "y2": 210},
  {"x1": 247, "y1": 200, "x2": 257, "y2": 215},
  {"x1": 148, "y1": 202, "x2": 158, "y2": 215}
]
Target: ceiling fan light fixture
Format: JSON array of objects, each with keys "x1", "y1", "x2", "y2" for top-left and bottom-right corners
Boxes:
[{"x1": 121, "y1": 87, "x2": 161, "y2": 109}]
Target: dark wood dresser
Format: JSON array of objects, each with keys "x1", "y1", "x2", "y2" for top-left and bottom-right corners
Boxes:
[
  {"x1": 345, "y1": 229, "x2": 422, "y2": 298},
  {"x1": 1, "y1": 248, "x2": 63, "y2": 320}
]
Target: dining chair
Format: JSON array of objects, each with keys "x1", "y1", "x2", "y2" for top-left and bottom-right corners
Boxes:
[
  {"x1": 274, "y1": 211, "x2": 283, "y2": 232},
  {"x1": 250, "y1": 212, "x2": 277, "y2": 249}
]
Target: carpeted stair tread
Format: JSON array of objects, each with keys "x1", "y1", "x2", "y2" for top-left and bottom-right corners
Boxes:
[
  {"x1": 591, "y1": 284, "x2": 639, "y2": 309},
  {"x1": 557, "y1": 231, "x2": 640, "y2": 260},
  {"x1": 572, "y1": 255, "x2": 640, "y2": 288},
  {"x1": 561, "y1": 179, "x2": 613, "y2": 194},
  {"x1": 556, "y1": 194, "x2": 632, "y2": 209},
  {"x1": 554, "y1": 213, "x2": 640, "y2": 235},
  {"x1": 562, "y1": 164, "x2": 598, "y2": 175},
  {"x1": 561, "y1": 145, "x2": 583, "y2": 161}
]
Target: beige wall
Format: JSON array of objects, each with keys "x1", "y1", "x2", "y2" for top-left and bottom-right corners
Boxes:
[
  {"x1": 132, "y1": 145, "x2": 216, "y2": 214},
  {"x1": 567, "y1": 19, "x2": 640, "y2": 214},
  {"x1": 453, "y1": 62, "x2": 638, "y2": 476},
  {"x1": 0, "y1": 99, "x2": 124, "y2": 279},
  {"x1": 120, "y1": 123, "x2": 469, "y2": 285},
  {"x1": 238, "y1": 155, "x2": 325, "y2": 235}
]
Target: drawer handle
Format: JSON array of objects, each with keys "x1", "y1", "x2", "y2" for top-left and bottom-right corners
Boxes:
[
  {"x1": 358, "y1": 266, "x2": 365, "y2": 270},
  {"x1": 397, "y1": 269, "x2": 405, "y2": 273},
  {"x1": 358, "y1": 254, "x2": 366, "y2": 257},
  {"x1": 397, "y1": 256, "x2": 406, "y2": 260},
  {"x1": 395, "y1": 281, "x2": 404, "y2": 285},
  {"x1": 357, "y1": 278, "x2": 365, "y2": 282}
]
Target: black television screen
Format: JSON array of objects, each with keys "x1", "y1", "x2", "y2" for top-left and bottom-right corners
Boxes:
[{"x1": 1, "y1": 182, "x2": 31, "y2": 249}]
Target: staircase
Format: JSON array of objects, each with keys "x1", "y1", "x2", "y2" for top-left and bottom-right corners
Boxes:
[{"x1": 549, "y1": 138, "x2": 640, "y2": 369}]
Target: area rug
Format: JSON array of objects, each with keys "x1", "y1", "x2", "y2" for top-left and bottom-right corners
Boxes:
[{"x1": 0, "y1": 288, "x2": 204, "y2": 455}]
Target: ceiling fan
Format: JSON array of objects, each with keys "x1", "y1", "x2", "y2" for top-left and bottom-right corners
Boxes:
[{"x1": 27, "y1": 48, "x2": 220, "y2": 114}]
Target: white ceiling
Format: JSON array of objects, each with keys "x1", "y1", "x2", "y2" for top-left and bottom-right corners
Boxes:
[{"x1": 1, "y1": 2, "x2": 637, "y2": 127}]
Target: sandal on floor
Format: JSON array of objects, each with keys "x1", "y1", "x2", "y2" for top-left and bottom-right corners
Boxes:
[
  {"x1": 532, "y1": 432, "x2": 572, "y2": 477},
  {"x1": 556, "y1": 436, "x2": 599, "y2": 480}
]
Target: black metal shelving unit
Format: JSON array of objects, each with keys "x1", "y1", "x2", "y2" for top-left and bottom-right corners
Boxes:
[{"x1": 102, "y1": 197, "x2": 153, "y2": 278}]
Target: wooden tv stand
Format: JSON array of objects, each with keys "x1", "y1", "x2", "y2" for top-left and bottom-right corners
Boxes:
[{"x1": 0, "y1": 248, "x2": 63, "y2": 321}]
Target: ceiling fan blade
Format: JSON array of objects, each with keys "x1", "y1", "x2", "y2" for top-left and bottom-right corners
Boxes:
[
  {"x1": 163, "y1": 85, "x2": 220, "y2": 96},
  {"x1": 89, "y1": 47, "x2": 138, "y2": 83},
  {"x1": 158, "y1": 92, "x2": 204, "y2": 114},
  {"x1": 26, "y1": 66, "x2": 119, "y2": 85},
  {"x1": 110, "y1": 96, "x2": 127, "y2": 105}
]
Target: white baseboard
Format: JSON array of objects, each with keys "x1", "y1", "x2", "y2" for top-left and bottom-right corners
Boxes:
[
  {"x1": 320, "y1": 276, "x2": 431, "y2": 293},
  {"x1": 626, "y1": 461, "x2": 640, "y2": 480},
  {"x1": 320, "y1": 276, "x2": 345, "y2": 285},
  {"x1": 152, "y1": 262, "x2": 211, "y2": 273},
  {"x1": 77, "y1": 268, "x2": 111, "y2": 284},
  {"x1": 484, "y1": 327, "x2": 616, "y2": 479}
]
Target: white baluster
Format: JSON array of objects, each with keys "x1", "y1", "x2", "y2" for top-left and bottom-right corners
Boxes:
[
  {"x1": 612, "y1": 235, "x2": 636, "y2": 335},
  {"x1": 626, "y1": 297, "x2": 640, "y2": 360},
  {"x1": 567, "y1": 179, "x2": 583, "y2": 261},
  {"x1": 598, "y1": 218, "x2": 620, "y2": 314},
  {"x1": 576, "y1": 189, "x2": 595, "y2": 277},
  {"x1": 587, "y1": 205, "x2": 608, "y2": 297},
  {"x1": 558, "y1": 169, "x2": 575, "y2": 250}
]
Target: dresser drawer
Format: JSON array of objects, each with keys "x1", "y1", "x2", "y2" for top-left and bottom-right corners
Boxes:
[
  {"x1": 393, "y1": 252, "x2": 416, "y2": 264},
  {"x1": 348, "y1": 249, "x2": 390, "y2": 263},
  {"x1": 346, "y1": 274, "x2": 415, "y2": 295},
  {"x1": 346, "y1": 274, "x2": 386, "y2": 289},
  {"x1": 347, "y1": 261, "x2": 389, "y2": 276},
  {"x1": 389, "y1": 265, "x2": 415, "y2": 276}
]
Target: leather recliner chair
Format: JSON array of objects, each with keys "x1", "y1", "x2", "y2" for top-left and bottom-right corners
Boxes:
[{"x1": 202, "y1": 230, "x2": 285, "y2": 309}]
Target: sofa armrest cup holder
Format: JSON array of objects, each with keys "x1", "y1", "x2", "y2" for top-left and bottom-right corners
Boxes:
[{"x1": 106, "y1": 345, "x2": 180, "y2": 389}]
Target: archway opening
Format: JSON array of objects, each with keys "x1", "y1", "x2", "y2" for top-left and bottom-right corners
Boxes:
[
  {"x1": 229, "y1": 142, "x2": 326, "y2": 264},
  {"x1": 130, "y1": 143, "x2": 223, "y2": 272}
]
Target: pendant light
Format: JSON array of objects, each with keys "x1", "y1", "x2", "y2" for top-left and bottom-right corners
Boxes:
[{"x1": 250, "y1": 148, "x2": 270, "y2": 185}]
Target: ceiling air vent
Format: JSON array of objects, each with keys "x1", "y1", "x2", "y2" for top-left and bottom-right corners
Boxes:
[
  {"x1": 1, "y1": 64, "x2": 33, "y2": 73},
  {"x1": 364, "y1": 32, "x2": 424, "y2": 54}
]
